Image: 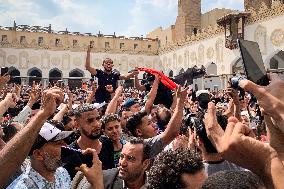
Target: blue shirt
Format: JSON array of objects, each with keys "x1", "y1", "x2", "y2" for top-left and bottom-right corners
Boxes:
[{"x1": 7, "y1": 166, "x2": 71, "y2": 189}]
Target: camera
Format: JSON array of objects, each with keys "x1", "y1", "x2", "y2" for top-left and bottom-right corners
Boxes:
[
  {"x1": 61, "y1": 146, "x2": 92, "y2": 167},
  {"x1": 230, "y1": 76, "x2": 245, "y2": 100},
  {"x1": 1, "y1": 67, "x2": 9, "y2": 76},
  {"x1": 184, "y1": 108, "x2": 228, "y2": 154}
]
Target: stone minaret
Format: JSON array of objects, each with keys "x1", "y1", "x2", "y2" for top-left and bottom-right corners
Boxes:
[
  {"x1": 244, "y1": 0, "x2": 272, "y2": 11},
  {"x1": 174, "y1": 0, "x2": 201, "y2": 42}
]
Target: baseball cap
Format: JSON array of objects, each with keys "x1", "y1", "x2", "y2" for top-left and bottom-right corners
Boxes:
[
  {"x1": 123, "y1": 98, "x2": 139, "y2": 109},
  {"x1": 29, "y1": 122, "x2": 73, "y2": 155}
]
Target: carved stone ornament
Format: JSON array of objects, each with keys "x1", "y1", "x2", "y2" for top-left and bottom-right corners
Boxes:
[
  {"x1": 73, "y1": 57, "x2": 82, "y2": 66},
  {"x1": 207, "y1": 47, "x2": 214, "y2": 59},
  {"x1": 51, "y1": 57, "x2": 61, "y2": 66},
  {"x1": 190, "y1": 52, "x2": 197, "y2": 63},
  {"x1": 29, "y1": 56, "x2": 40, "y2": 65},
  {"x1": 7, "y1": 55, "x2": 17, "y2": 65},
  {"x1": 270, "y1": 29, "x2": 284, "y2": 47}
]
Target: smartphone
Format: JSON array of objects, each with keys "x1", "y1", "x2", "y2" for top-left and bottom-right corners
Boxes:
[
  {"x1": 61, "y1": 146, "x2": 92, "y2": 167},
  {"x1": 238, "y1": 39, "x2": 269, "y2": 86},
  {"x1": 1, "y1": 67, "x2": 9, "y2": 76},
  {"x1": 63, "y1": 93, "x2": 69, "y2": 104}
]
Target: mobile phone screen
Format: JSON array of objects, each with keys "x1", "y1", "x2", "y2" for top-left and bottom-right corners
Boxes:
[
  {"x1": 238, "y1": 39, "x2": 269, "y2": 86},
  {"x1": 61, "y1": 146, "x2": 83, "y2": 167},
  {"x1": 1, "y1": 67, "x2": 8, "y2": 76}
]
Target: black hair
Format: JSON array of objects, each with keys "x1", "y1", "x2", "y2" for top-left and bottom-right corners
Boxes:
[
  {"x1": 156, "y1": 107, "x2": 171, "y2": 131},
  {"x1": 202, "y1": 170, "x2": 265, "y2": 189},
  {"x1": 101, "y1": 114, "x2": 120, "y2": 130},
  {"x1": 148, "y1": 149, "x2": 204, "y2": 189},
  {"x1": 126, "y1": 111, "x2": 147, "y2": 137},
  {"x1": 129, "y1": 137, "x2": 151, "y2": 161}
]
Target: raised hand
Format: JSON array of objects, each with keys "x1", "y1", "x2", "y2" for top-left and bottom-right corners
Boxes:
[
  {"x1": 40, "y1": 87, "x2": 64, "y2": 116},
  {"x1": 226, "y1": 87, "x2": 239, "y2": 103},
  {"x1": 0, "y1": 74, "x2": 10, "y2": 89},
  {"x1": 239, "y1": 73, "x2": 284, "y2": 133},
  {"x1": 105, "y1": 85, "x2": 113, "y2": 93},
  {"x1": 204, "y1": 102, "x2": 227, "y2": 145},
  {"x1": 176, "y1": 85, "x2": 190, "y2": 102},
  {"x1": 77, "y1": 148, "x2": 103, "y2": 189},
  {"x1": 115, "y1": 86, "x2": 123, "y2": 96},
  {"x1": 4, "y1": 93, "x2": 18, "y2": 108}
]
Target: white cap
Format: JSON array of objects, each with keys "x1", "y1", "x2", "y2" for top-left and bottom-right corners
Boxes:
[
  {"x1": 196, "y1": 90, "x2": 209, "y2": 98},
  {"x1": 93, "y1": 101, "x2": 106, "y2": 109},
  {"x1": 39, "y1": 122, "x2": 73, "y2": 141}
]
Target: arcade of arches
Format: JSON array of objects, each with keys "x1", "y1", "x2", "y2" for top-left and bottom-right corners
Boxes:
[{"x1": 6, "y1": 67, "x2": 85, "y2": 89}]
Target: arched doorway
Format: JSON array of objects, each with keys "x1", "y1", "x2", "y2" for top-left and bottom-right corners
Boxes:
[
  {"x1": 27, "y1": 68, "x2": 42, "y2": 85},
  {"x1": 69, "y1": 69, "x2": 84, "y2": 90},
  {"x1": 232, "y1": 58, "x2": 245, "y2": 75},
  {"x1": 9, "y1": 67, "x2": 21, "y2": 84},
  {"x1": 49, "y1": 68, "x2": 62, "y2": 85}
]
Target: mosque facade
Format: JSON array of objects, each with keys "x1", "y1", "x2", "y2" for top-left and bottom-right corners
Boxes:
[{"x1": 0, "y1": 0, "x2": 284, "y2": 89}]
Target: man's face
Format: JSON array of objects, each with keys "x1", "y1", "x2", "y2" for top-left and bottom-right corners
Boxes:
[
  {"x1": 118, "y1": 143, "x2": 144, "y2": 182},
  {"x1": 65, "y1": 116, "x2": 76, "y2": 131},
  {"x1": 129, "y1": 103, "x2": 140, "y2": 113},
  {"x1": 103, "y1": 59, "x2": 114, "y2": 72},
  {"x1": 180, "y1": 169, "x2": 207, "y2": 189},
  {"x1": 139, "y1": 115, "x2": 158, "y2": 138},
  {"x1": 104, "y1": 120, "x2": 122, "y2": 142},
  {"x1": 39, "y1": 140, "x2": 67, "y2": 171},
  {"x1": 77, "y1": 110, "x2": 102, "y2": 140}
]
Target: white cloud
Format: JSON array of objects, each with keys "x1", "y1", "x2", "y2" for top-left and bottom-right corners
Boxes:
[
  {"x1": 122, "y1": 0, "x2": 178, "y2": 36},
  {"x1": 0, "y1": 0, "x2": 103, "y2": 33},
  {"x1": 0, "y1": 0, "x2": 244, "y2": 37}
]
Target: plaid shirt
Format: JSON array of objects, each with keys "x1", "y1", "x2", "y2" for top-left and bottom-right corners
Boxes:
[{"x1": 7, "y1": 166, "x2": 71, "y2": 189}]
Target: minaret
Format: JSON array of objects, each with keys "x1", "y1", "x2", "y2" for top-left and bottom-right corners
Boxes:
[{"x1": 174, "y1": 0, "x2": 201, "y2": 42}]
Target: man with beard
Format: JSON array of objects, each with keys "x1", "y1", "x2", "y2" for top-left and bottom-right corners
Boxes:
[
  {"x1": 7, "y1": 121, "x2": 73, "y2": 189},
  {"x1": 64, "y1": 103, "x2": 115, "y2": 179},
  {"x1": 85, "y1": 46, "x2": 138, "y2": 103}
]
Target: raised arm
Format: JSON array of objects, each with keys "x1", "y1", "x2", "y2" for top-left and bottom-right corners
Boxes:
[
  {"x1": 86, "y1": 82, "x2": 97, "y2": 104},
  {"x1": 144, "y1": 74, "x2": 159, "y2": 114},
  {"x1": 85, "y1": 46, "x2": 97, "y2": 75},
  {"x1": 204, "y1": 102, "x2": 284, "y2": 188},
  {"x1": 0, "y1": 93, "x2": 17, "y2": 116},
  {"x1": 119, "y1": 68, "x2": 139, "y2": 80},
  {"x1": 105, "y1": 86, "x2": 123, "y2": 115},
  {"x1": 227, "y1": 88, "x2": 241, "y2": 121},
  {"x1": 134, "y1": 74, "x2": 146, "y2": 91},
  {"x1": 159, "y1": 86, "x2": 188, "y2": 147},
  {"x1": 13, "y1": 85, "x2": 41, "y2": 124},
  {"x1": 0, "y1": 87, "x2": 63, "y2": 189}
]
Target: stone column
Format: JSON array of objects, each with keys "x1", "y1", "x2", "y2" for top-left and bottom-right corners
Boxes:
[
  {"x1": 42, "y1": 78, "x2": 49, "y2": 88},
  {"x1": 21, "y1": 77, "x2": 28, "y2": 86}
]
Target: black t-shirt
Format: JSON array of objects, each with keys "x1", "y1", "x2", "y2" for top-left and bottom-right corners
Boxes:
[
  {"x1": 64, "y1": 135, "x2": 115, "y2": 179},
  {"x1": 145, "y1": 83, "x2": 173, "y2": 109},
  {"x1": 92, "y1": 69, "x2": 120, "y2": 103}
]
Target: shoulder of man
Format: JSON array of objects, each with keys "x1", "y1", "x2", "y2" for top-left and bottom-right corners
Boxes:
[
  {"x1": 144, "y1": 135, "x2": 164, "y2": 159},
  {"x1": 103, "y1": 168, "x2": 123, "y2": 189}
]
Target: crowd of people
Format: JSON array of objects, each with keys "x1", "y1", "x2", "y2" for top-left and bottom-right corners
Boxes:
[{"x1": 0, "y1": 46, "x2": 284, "y2": 189}]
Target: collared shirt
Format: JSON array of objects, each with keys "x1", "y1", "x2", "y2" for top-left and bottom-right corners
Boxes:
[
  {"x1": 7, "y1": 166, "x2": 71, "y2": 189},
  {"x1": 122, "y1": 180, "x2": 149, "y2": 189}
]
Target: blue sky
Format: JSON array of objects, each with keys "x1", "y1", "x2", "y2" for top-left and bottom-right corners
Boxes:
[{"x1": 0, "y1": 0, "x2": 243, "y2": 37}]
